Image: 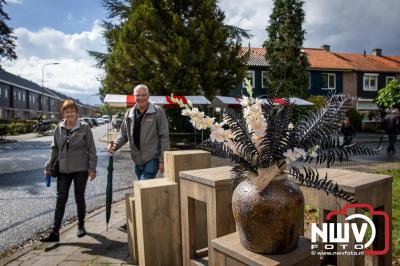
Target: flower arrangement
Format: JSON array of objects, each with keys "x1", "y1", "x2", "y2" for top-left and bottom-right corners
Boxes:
[{"x1": 171, "y1": 79, "x2": 379, "y2": 202}]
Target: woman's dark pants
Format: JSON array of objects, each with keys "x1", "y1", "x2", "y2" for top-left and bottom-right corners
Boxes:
[{"x1": 53, "y1": 172, "x2": 88, "y2": 232}]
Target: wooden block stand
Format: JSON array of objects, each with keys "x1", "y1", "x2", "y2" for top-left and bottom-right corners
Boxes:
[
  {"x1": 299, "y1": 168, "x2": 392, "y2": 266},
  {"x1": 125, "y1": 193, "x2": 138, "y2": 265},
  {"x1": 134, "y1": 178, "x2": 181, "y2": 266},
  {"x1": 180, "y1": 166, "x2": 236, "y2": 266},
  {"x1": 212, "y1": 233, "x2": 320, "y2": 266}
]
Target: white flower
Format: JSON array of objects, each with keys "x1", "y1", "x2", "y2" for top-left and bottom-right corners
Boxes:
[
  {"x1": 283, "y1": 149, "x2": 298, "y2": 165},
  {"x1": 288, "y1": 123, "x2": 294, "y2": 130},
  {"x1": 210, "y1": 127, "x2": 226, "y2": 142},
  {"x1": 204, "y1": 117, "x2": 215, "y2": 127},
  {"x1": 181, "y1": 109, "x2": 191, "y2": 116},
  {"x1": 239, "y1": 96, "x2": 250, "y2": 107},
  {"x1": 294, "y1": 147, "x2": 307, "y2": 160}
]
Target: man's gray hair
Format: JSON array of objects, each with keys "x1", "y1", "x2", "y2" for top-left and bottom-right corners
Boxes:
[{"x1": 133, "y1": 84, "x2": 149, "y2": 95}]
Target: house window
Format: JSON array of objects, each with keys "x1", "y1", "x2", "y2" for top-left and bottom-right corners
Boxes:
[
  {"x1": 22, "y1": 92, "x2": 25, "y2": 101},
  {"x1": 386, "y1": 76, "x2": 395, "y2": 85},
  {"x1": 243, "y1": 70, "x2": 255, "y2": 88},
  {"x1": 262, "y1": 71, "x2": 267, "y2": 88},
  {"x1": 321, "y1": 73, "x2": 336, "y2": 89},
  {"x1": 4, "y1": 89, "x2": 7, "y2": 99},
  {"x1": 363, "y1": 74, "x2": 378, "y2": 91},
  {"x1": 308, "y1": 73, "x2": 311, "y2": 90},
  {"x1": 0, "y1": 87, "x2": 2, "y2": 98}
]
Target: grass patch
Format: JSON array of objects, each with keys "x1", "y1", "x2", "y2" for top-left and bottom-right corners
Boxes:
[{"x1": 376, "y1": 167, "x2": 400, "y2": 265}]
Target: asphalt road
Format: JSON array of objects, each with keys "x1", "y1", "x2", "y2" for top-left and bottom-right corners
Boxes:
[{"x1": 0, "y1": 124, "x2": 137, "y2": 253}]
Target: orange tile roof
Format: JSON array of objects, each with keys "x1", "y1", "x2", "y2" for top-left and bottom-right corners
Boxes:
[
  {"x1": 239, "y1": 47, "x2": 268, "y2": 66},
  {"x1": 241, "y1": 47, "x2": 400, "y2": 73},
  {"x1": 335, "y1": 52, "x2": 400, "y2": 73},
  {"x1": 303, "y1": 48, "x2": 353, "y2": 71}
]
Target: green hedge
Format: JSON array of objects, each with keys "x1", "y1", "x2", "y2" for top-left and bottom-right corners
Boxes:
[{"x1": 0, "y1": 121, "x2": 35, "y2": 135}]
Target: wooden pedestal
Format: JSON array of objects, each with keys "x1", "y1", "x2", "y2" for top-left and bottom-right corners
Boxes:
[
  {"x1": 180, "y1": 166, "x2": 236, "y2": 266},
  {"x1": 134, "y1": 179, "x2": 181, "y2": 266},
  {"x1": 298, "y1": 168, "x2": 392, "y2": 266},
  {"x1": 164, "y1": 150, "x2": 212, "y2": 259},
  {"x1": 164, "y1": 150, "x2": 211, "y2": 185},
  {"x1": 125, "y1": 193, "x2": 138, "y2": 265},
  {"x1": 212, "y1": 233, "x2": 320, "y2": 266}
]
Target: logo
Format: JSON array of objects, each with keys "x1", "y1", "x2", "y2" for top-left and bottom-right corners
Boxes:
[{"x1": 310, "y1": 204, "x2": 389, "y2": 255}]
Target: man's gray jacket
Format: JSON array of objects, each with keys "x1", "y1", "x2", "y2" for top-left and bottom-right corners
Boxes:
[{"x1": 114, "y1": 102, "x2": 170, "y2": 165}]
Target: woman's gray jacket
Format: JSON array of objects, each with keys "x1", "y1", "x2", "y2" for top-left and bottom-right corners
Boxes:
[{"x1": 45, "y1": 120, "x2": 97, "y2": 174}]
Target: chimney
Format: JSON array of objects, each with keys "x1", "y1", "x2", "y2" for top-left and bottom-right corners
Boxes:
[
  {"x1": 372, "y1": 48, "x2": 382, "y2": 56},
  {"x1": 321, "y1": 44, "x2": 330, "y2": 51},
  {"x1": 363, "y1": 50, "x2": 366, "y2": 57}
]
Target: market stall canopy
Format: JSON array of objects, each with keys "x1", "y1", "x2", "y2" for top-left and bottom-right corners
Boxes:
[
  {"x1": 104, "y1": 94, "x2": 210, "y2": 108},
  {"x1": 210, "y1": 96, "x2": 314, "y2": 108}
]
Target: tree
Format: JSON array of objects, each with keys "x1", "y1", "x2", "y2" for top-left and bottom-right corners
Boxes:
[
  {"x1": 94, "y1": 0, "x2": 249, "y2": 98},
  {"x1": 264, "y1": 0, "x2": 309, "y2": 98},
  {"x1": 0, "y1": 0, "x2": 17, "y2": 65},
  {"x1": 375, "y1": 79, "x2": 400, "y2": 109}
]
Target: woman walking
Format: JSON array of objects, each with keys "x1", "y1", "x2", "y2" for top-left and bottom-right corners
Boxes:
[{"x1": 41, "y1": 100, "x2": 97, "y2": 242}]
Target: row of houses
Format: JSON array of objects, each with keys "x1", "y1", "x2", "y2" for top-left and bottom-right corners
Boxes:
[
  {"x1": 238, "y1": 45, "x2": 400, "y2": 121},
  {"x1": 0, "y1": 70, "x2": 99, "y2": 121}
]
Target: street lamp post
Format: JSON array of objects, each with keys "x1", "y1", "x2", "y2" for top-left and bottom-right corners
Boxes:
[{"x1": 41, "y1": 62, "x2": 60, "y2": 115}]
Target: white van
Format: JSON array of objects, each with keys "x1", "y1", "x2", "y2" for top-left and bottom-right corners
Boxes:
[{"x1": 102, "y1": 115, "x2": 110, "y2": 123}]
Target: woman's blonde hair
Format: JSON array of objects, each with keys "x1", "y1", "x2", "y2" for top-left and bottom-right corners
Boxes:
[{"x1": 61, "y1": 100, "x2": 78, "y2": 113}]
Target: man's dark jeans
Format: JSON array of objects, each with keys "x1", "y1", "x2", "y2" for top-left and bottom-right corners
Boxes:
[
  {"x1": 53, "y1": 172, "x2": 88, "y2": 232},
  {"x1": 134, "y1": 158, "x2": 159, "y2": 180},
  {"x1": 388, "y1": 134, "x2": 398, "y2": 154}
]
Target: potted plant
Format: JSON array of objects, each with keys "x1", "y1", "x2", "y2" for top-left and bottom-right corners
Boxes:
[{"x1": 171, "y1": 79, "x2": 379, "y2": 254}]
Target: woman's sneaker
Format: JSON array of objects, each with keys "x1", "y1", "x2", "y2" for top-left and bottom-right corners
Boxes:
[
  {"x1": 40, "y1": 232, "x2": 60, "y2": 242},
  {"x1": 77, "y1": 226, "x2": 86, "y2": 238}
]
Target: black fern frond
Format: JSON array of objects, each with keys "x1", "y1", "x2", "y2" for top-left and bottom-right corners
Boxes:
[
  {"x1": 290, "y1": 94, "x2": 355, "y2": 150},
  {"x1": 231, "y1": 165, "x2": 256, "y2": 190},
  {"x1": 224, "y1": 108, "x2": 259, "y2": 164},
  {"x1": 258, "y1": 99, "x2": 293, "y2": 167},
  {"x1": 198, "y1": 139, "x2": 256, "y2": 172},
  {"x1": 288, "y1": 166, "x2": 356, "y2": 203},
  {"x1": 303, "y1": 137, "x2": 380, "y2": 167}
]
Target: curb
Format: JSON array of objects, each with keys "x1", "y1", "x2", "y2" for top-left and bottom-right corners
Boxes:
[{"x1": 0, "y1": 200, "x2": 125, "y2": 266}]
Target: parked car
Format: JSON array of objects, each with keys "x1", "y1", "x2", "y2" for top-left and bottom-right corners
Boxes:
[
  {"x1": 102, "y1": 115, "x2": 110, "y2": 123},
  {"x1": 96, "y1": 117, "x2": 105, "y2": 125},
  {"x1": 90, "y1": 117, "x2": 98, "y2": 127},
  {"x1": 80, "y1": 117, "x2": 93, "y2": 128}
]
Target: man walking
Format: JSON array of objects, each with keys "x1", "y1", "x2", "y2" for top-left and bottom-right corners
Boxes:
[
  {"x1": 107, "y1": 84, "x2": 170, "y2": 230},
  {"x1": 383, "y1": 108, "x2": 400, "y2": 155},
  {"x1": 108, "y1": 84, "x2": 170, "y2": 178}
]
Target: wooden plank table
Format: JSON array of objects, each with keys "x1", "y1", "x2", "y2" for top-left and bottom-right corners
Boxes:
[
  {"x1": 180, "y1": 166, "x2": 235, "y2": 266},
  {"x1": 212, "y1": 232, "x2": 320, "y2": 266},
  {"x1": 297, "y1": 168, "x2": 392, "y2": 266}
]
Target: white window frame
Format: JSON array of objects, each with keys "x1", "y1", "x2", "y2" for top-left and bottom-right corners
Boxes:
[
  {"x1": 363, "y1": 73, "x2": 379, "y2": 91},
  {"x1": 261, "y1": 71, "x2": 267, "y2": 89},
  {"x1": 321, "y1": 73, "x2": 336, "y2": 90},
  {"x1": 386, "y1": 76, "x2": 395, "y2": 85},
  {"x1": 243, "y1": 70, "x2": 255, "y2": 88}
]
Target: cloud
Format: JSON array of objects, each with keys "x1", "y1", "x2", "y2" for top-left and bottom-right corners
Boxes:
[
  {"x1": 220, "y1": 0, "x2": 400, "y2": 55},
  {"x1": 2, "y1": 20, "x2": 105, "y2": 105},
  {"x1": 7, "y1": 0, "x2": 23, "y2": 4}
]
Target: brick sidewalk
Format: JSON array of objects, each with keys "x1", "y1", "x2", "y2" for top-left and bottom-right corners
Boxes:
[{"x1": 1, "y1": 201, "x2": 135, "y2": 266}]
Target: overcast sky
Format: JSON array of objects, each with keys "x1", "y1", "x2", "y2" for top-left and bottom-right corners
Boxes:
[{"x1": 2, "y1": 0, "x2": 400, "y2": 105}]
